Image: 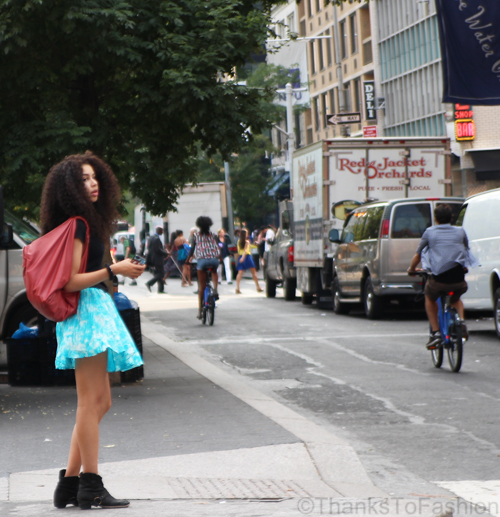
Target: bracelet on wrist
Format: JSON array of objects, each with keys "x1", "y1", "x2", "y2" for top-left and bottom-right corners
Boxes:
[{"x1": 105, "y1": 263, "x2": 114, "y2": 281}]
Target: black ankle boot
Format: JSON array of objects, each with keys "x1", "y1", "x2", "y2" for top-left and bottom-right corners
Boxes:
[
  {"x1": 53, "y1": 469, "x2": 79, "y2": 508},
  {"x1": 77, "y1": 472, "x2": 130, "y2": 510}
]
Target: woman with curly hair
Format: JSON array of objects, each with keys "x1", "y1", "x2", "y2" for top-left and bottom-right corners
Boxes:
[
  {"x1": 187, "y1": 216, "x2": 221, "y2": 319},
  {"x1": 41, "y1": 151, "x2": 145, "y2": 510}
]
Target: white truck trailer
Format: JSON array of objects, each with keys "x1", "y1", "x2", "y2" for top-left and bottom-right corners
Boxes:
[
  {"x1": 135, "y1": 181, "x2": 228, "y2": 246},
  {"x1": 292, "y1": 137, "x2": 452, "y2": 307}
]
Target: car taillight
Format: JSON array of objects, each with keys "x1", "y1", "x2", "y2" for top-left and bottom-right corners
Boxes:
[
  {"x1": 380, "y1": 219, "x2": 390, "y2": 238},
  {"x1": 288, "y1": 245, "x2": 294, "y2": 263}
]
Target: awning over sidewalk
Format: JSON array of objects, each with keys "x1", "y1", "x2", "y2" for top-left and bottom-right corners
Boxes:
[
  {"x1": 267, "y1": 170, "x2": 290, "y2": 198},
  {"x1": 465, "y1": 148, "x2": 500, "y2": 181}
]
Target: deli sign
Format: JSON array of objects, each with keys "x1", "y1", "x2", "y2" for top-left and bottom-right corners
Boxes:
[{"x1": 364, "y1": 81, "x2": 376, "y2": 121}]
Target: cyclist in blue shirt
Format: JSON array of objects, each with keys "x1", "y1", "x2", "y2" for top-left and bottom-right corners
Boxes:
[{"x1": 407, "y1": 204, "x2": 477, "y2": 349}]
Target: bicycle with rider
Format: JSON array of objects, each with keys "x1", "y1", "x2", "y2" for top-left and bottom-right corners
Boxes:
[
  {"x1": 407, "y1": 204, "x2": 477, "y2": 350},
  {"x1": 187, "y1": 216, "x2": 222, "y2": 320}
]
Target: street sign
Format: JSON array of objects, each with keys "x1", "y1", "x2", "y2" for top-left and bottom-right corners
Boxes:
[
  {"x1": 363, "y1": 125, "x2": 378, "y2": 138},
  {"x1": 327, "y1": 112, "x2": 361, "y2": 125}
]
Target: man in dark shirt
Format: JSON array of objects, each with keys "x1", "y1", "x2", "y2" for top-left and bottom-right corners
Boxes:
[{"x1": 145, "y1": 227, "x2": 168, "y2": 293}]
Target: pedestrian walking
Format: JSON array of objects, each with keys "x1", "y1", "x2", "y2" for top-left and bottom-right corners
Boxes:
[
  {"x1": 163, "y1": 231, "x2": 179, "y2": 281},
  {"x1": 174, "y1": 230, "x2": 193, "y2": 286},
  {"x1": 40, "y1": 152, "x2": 145, "y2": 510},
  {"x1": 235, "y1": 229, "x2": 263, "y2": 294},
  {"x1": 217, "y1": 228, "x2": 233, "y2": 284},
  {"x1": 145, "y1": 226, "x2": 168, "y2": 293}
]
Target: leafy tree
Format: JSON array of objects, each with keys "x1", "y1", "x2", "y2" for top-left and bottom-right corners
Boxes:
[
  {"x1": 197, "y1": 134, "x2": 276, "y2": 230},
  {"x1": 0, "y1": 0, "x2": 282, "y2": 218}
]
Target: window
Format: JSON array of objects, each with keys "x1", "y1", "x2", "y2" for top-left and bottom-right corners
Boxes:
[
  {"x1": 313, "y1": 98, "x2": 320, "y2": 131},
  {"x1": 340, "y1": 20, "x2": 347, "y2": 59},
  {"x1": 350, "y1": 13, "x2": 358, "y2": 54},
  {"x1": 310, "y1": 40, "x2": 316, "y2": 74},
  {"x1": 308, "y1": 0, "x2": 313, "y2": 18},
  {"x1": 287, "y1": 13, "x2": 295, "y2": 35},
  {"x1": 318, "y1": 37, "x2": 325, "y2": 70},
  {"x1": 342, "y1": 211, "x2": 367, "y2": 243},
  {"x1": 322, "y1": 93, "x2": 328, "y2": 128},
  {"x1": 300, "y1": 20, "x2": 306, "y2": 37},
  {"x1": 361, "y1": 207, "x2": 385, "y2": 240},
  {"x1": 295, "y1": 111, "x2": 302, "y2": 148},
  {"x1": 354, "y1": 78, "x2": 361, "y2": 113},
  {"x1": 5, "y1": 210, "x2": 40, "y2": 245},
  {"x1": 391, "y1": 203, "x2": 432, "y2": 239},
  {"x1": 315, "y1": 0, "x2": 321, "y2": 13},
  {"x1": 329, "y1": 88, "x2": 336, "y2": 115},
  {"x1": 344, "y1": 82, "x2": 351, "y2": 112},
  {"x1": 325, "y1": 29, "x2": 333, "y2": 67}
]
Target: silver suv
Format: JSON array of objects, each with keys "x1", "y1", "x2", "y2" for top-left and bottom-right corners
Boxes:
[{"x1": 329, "y1": 197, "x2": 463, "y2": 319}]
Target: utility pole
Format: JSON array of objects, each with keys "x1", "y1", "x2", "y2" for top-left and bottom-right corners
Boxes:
[
  {"x1": 224, "y1": 161, "x2": 235, "y2": 241},
  {"x1": 332, "y1": 6, "x2": 347, "y2": 136}
]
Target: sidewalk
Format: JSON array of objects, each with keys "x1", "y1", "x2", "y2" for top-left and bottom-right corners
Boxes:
[{"x1": 0, "y1": 278, "x2": 491, "y2": 516}]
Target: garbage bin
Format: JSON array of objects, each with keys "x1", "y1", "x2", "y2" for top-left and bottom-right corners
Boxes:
[
  {"x1": 119, "y1": 303, "x2": 144, "y2": 383},
  {"x1": 7, "y1": 336, "x2": 75, "y2": 387}
]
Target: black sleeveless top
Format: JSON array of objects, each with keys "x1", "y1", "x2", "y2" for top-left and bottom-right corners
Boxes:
[{"x1": 75, "y1": 219, "x2": 107, "y2": 292}]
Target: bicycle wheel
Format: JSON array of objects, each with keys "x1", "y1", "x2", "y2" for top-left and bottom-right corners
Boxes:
[
  {"x1": 207, "y1": 294, "x2": 215, "y2": 326},
  {"x1": 431, "y1": 344, "x2": 443, "y2": 368},
  {"x1": 429, "y1": 323, "x2": 443, "y2": 368},
  {"x1": 201, "y1": 306, "x2": 207, "y2": 325},
  {"x1": 447, "y1": 311, "x2": 463, "y2": 373}
]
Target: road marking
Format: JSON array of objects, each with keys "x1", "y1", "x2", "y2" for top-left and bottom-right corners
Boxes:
[{"x1": 434, "y1": 480, "x2": 500, "y2": 517}]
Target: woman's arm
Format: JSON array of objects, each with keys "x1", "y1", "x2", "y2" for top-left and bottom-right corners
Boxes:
[
  {"x1": 187, "y1": 239, "x2": 196, "y2": 262},
  {"x1": 63, "y1": 239, "x2": 145, "y2": 293}
]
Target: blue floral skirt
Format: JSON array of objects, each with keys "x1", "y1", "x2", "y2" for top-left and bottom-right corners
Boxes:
[{"x1": 55, "y1": 288, "x2": 144, "y2": 372}]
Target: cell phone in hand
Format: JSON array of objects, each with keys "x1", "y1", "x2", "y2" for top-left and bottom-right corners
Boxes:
[{"x1": 131, "y1": 255, "x2": 146, "y2": 265}]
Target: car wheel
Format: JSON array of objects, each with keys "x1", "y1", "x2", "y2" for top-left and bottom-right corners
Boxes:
[
  {"x1": 283, "y1": 276, "x2": 296, "y2": 301},
  {"x1": 363, "y1": 277, "x2": 383, "y2": 320},
  {"x1": 301, "y1": 293, "x2": 313, "y2": 305},
  {"x1": 494, "y1": 288, "x2": 500, "y2": 339},
  {"x1": 5, "y1": 303, "x2": 39, "y2": 338},
  {"x1": 265, "y1": 274, "x2": 277, "y2": 298},
  {"x1": 332, "y1": 277, "x2": 349, "y2": 315}
]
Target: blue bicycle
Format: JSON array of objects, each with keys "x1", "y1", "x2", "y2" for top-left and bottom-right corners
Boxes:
[
  {"x1": 201, "y1": 267, "x2": 216, "y2": 326},
  {"x1": 413, "y1": 271, "x2": 464, "y2": 373}
]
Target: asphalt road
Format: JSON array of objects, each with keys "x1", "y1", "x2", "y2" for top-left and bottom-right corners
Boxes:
[{"x1": 140, "y1": 276, "x2": 500, "y2": 497}]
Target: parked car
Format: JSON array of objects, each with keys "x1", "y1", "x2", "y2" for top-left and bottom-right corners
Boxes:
[
  {"x1": 264, "y1": 201, "x2": 296, "y2": 300},
  {"x1": 328, "y1": 197, "x2": 464, "y2": 319},
  {"x1": 456, "y1": 188, "x2": 500, "y2": 337}
]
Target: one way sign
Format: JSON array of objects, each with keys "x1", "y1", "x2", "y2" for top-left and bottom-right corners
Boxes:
[{"x1": 327, "y1": 112, "x2": 361, "y2": 125}]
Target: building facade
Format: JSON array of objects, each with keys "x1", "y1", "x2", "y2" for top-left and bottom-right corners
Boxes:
[{"x1": 298, "y1": 0, "x2": 375, "y2": 142}]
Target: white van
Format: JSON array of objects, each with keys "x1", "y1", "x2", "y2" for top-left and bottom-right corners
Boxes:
[{"x1": 457, "y1": 188, "x2": 500, "y2": 336}]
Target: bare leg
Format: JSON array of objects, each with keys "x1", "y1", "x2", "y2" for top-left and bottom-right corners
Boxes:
[
  {"x1": 236, "y1": 270, "x2": 243, "y2": 292},
  {"x1": 212, "y1": 272, "x2": 218, "y2": 294},
  {"x1": 66, "y1": 352, "x2": 111, "y2": 475},
  {"x1": 425, "y1": 296, "x2": 440, "y2": 332},
  {"x1": 250, "y1": 268, "x2": 262, "y2": 291},
  {"x1": 451, "y1": 299, "x2": 465, "y2": 320},
  {"x1": 197, "y1": 270, "x2": 207, "y2": 317}
]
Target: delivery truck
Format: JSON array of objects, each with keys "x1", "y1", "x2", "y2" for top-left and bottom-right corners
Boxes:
[{"x1": 292, "y1": 137, "x2": 452, "y2": 307}]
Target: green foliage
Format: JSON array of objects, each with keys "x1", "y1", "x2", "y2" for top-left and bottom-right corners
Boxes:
[
  {"x1": 0, "y1": 0, "x2": 282, "y2": 218},
  {"x1": 197, "y1": 135, "x2": 275, "y2": 229}
]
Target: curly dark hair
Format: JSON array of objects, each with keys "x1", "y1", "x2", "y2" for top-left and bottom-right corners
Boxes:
[
  {"x1": 196, "y1": 216, "x2": 213, "y2": 235},
  {"x1": 40, "y1": 151, "x2": 121, "y2": 241}
]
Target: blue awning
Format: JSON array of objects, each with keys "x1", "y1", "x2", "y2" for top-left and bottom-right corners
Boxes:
[{"x1": 267, "y1": 171, "x2": 290, "y2": 197}]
